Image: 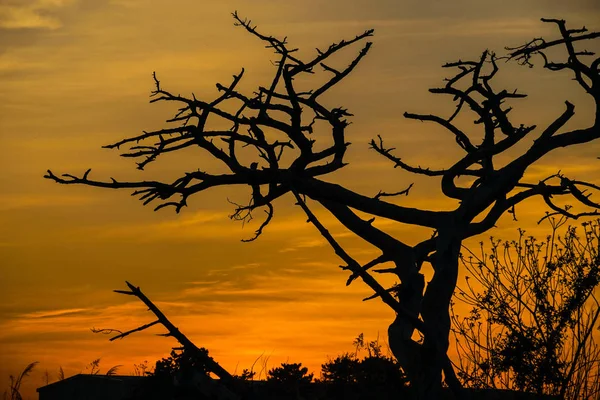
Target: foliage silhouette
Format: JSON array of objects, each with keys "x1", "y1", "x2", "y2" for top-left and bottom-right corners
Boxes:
[
  {"x1": 2, "y1": 362, "x2": 38, "y2": 400},
  {"x1": 152, "y1": 349, "x2": 211, "y2": 381},
  {"x1": 233, "y1": 369, "x2": 256, "y2": 382},
  {"x1": 83, "y1": 358, "x2": 123, "y2": 376},
  {"x1": 452, "y1": 218, "x2": 600, "y2": 399},
  {"x1": 132, "y1": 361, "x2": 151, "y2": 377},
  {"x1": 319, "y1": 333, "x2": 407, "y2": 399},
  {"x1": 321, "y1": 353, "x2": 361, "y2": 385},
  {"x1": 140, "y1": 333, "x2": 407, "y2": 399},
  {"x1": 45, "y1": 12, "x2": 600, "y2": 398},
  {"x1": 263, "y1": 362, "x2": 314, "y2": 398},
  {"x1": 93, "y1": 281, "x2": 242, "y2": 399},
  {"x1": 267, "y1": 362, "x2": 313, "y2": 385}
]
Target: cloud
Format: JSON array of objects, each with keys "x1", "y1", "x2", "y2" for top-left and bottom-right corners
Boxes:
[
  {"x1": 0, "y1": 193, "x2": 97, "y2": 211},
  {"x1": 523, "y1": 163, "x2": 600, "y2": 181},
  {"x1": 279, "y1": 237, "x2": 327, "y2": 253},
  {"x1": 280, "y1": 16, "x2": 544, "y2": 38},
  {"x1": 0, "y1": 0, "x2": 75, "y2": 30},
  {"x1": 92, "y1": 207, "x2": 334, "y2": 243},
  {"x1": 90, "y1": 201, "x2": 416, "y2": 246},
  {"x1": 0, "y1": 301, "x2": 156, "y2": 342},
  {"x1": 178, "y1": 264, "x2": 362, "y2": 308},
  {"x1": 20, "y1": 307, "x2": 88, "y2": 319}
]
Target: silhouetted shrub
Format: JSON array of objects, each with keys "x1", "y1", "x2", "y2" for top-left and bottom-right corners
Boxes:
[
  {"x1": 452, "y1": 218, "x2": 600, "y2": 399},
  {"x1": 318, "y1": 334, "x2": 407, "y2": 399},
  {"x1": 152, "y1": 348, "x2": 211, "y2": 380}
]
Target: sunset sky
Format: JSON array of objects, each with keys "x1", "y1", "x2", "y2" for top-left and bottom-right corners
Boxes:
[{"x1": 1, "y1": 0, "x2": 600, "y2": 398}]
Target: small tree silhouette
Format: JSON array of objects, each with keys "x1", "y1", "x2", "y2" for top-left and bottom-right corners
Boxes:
[
  {"x1": 321, "y1": 353, "x2": 361, "y2": 385},
  {"x1": 319, "y1": 334, "x2": 407, "y2": 399},
  {"x1": 93, "y1": 281, "x2": 242, "y2": 399},
  {"x1": 265, "y1": 362, "x2": 313, "y2": 398},
  {"x1": 233, "y1": 369, "x2": 256, "y2": 382},
  {"x1": 267, "y1": 362, "x2": 313, "y2": 385},
  {"x1": 452, "y1": 218, "x2": 600, "y2": 399},
  {"x1": 152, "y1": 349, "x2": 211, "y2": 381},
  {"x1": 45, "y1": 13, "x2": 600, "y2": 398}
]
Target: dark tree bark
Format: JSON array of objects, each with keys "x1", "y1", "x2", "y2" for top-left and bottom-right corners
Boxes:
[
  {"x1": 46, "y1": 15, "x2": 600, "y2": 399},
  {"x1": 93, "y1": 281, "x2": 243, "y2": 399}
]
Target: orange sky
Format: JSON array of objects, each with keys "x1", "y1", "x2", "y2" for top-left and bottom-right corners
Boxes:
[{"x1": 1, "y1": 0, "x2": 600, "y2": 398}]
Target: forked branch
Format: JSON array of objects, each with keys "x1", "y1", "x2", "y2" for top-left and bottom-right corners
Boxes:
[
  {"x1": 290, "y1": 190, "x2": 461, "y2": 392},
  {"x1": 93, "y1": 281, "x2": 241, "y2": 395}
]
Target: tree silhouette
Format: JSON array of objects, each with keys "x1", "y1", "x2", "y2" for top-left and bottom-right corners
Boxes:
[
  {"x1": 452, "y1": 218, "x2": 600, "y2": 399},
  {"x1": 267, "y1": 363, "x2": 313, "y2": 386},
  {"x1": 93, "y1": 281, "x2": 242, "y2": 399},
  {"x1": 320, "y1": 352, "x2": 407, "y2": 387},
  {"x1": 265, "y1": 362, "x2": 313, "y2": 398},
  {"x1": 318, "y1": 334, "x2": 407, "y2": 399},
  {"x1": 45, "y1": 14, "x2": 600, "y2": 399},
  {"x1": 321, "y1": 354, "x2": 361, "y2": 385},
  {"x1": 152, "y1": 349, "x2": 211, "y2": 381}
]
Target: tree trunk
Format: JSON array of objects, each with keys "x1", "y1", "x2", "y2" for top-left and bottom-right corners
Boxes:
[
  {"x1": 387, "y1": 269, "x2": 425, "y2": 386},
  {"x1": 389, "y1": 234, "x2": 461, "y2": 399}
]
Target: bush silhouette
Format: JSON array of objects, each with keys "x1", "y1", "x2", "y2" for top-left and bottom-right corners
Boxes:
[{"x1": 453, "y1": 219, "x2": 600, "y2": 399}]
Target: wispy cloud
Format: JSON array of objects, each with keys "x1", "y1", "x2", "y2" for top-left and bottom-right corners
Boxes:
[
  {"x1": 179, "y1": 265, "x2": 358, "y2": 306},
  {"x1": 21, "y1": 307, "x2": 88, "y2": 319},
  {"x1": 520, "y1": 162, "x2": 600, "y2": 184},
  {"x1": 270, "y1": 16, "x2": 547, "y2": 40},
  {"x1": 93, "y1": 208, "x2": 340, "y2": 242},
  {"x1": 0, "y1": 0, "x2": 75, "y2": 30},
  {"x1": 279, "y1": 238, "x2": 326, "y2": 253},
  {"x1": 0, "y1": 193, "x2": 97, "y2": 211}
]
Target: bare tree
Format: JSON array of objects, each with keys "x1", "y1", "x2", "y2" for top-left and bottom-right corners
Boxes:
[
  {"x1": 45, "y1": 14, "x2": 600, "y2": 399},
  {"x1": 93, "y1": 281, "x2": 242, "y2": 400},
  {"x1": 452, "y1": 218, "x2": 600, "y2": 399}
]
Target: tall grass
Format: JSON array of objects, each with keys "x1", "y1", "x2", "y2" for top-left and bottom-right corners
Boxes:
[{"x1": 2, "y1": 362, "x2": 38, "y2": 400}]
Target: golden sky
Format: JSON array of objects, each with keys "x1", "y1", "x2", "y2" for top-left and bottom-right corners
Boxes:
[{"x1": 1, "y1": 0, "x2": 600, "y2": 398}]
